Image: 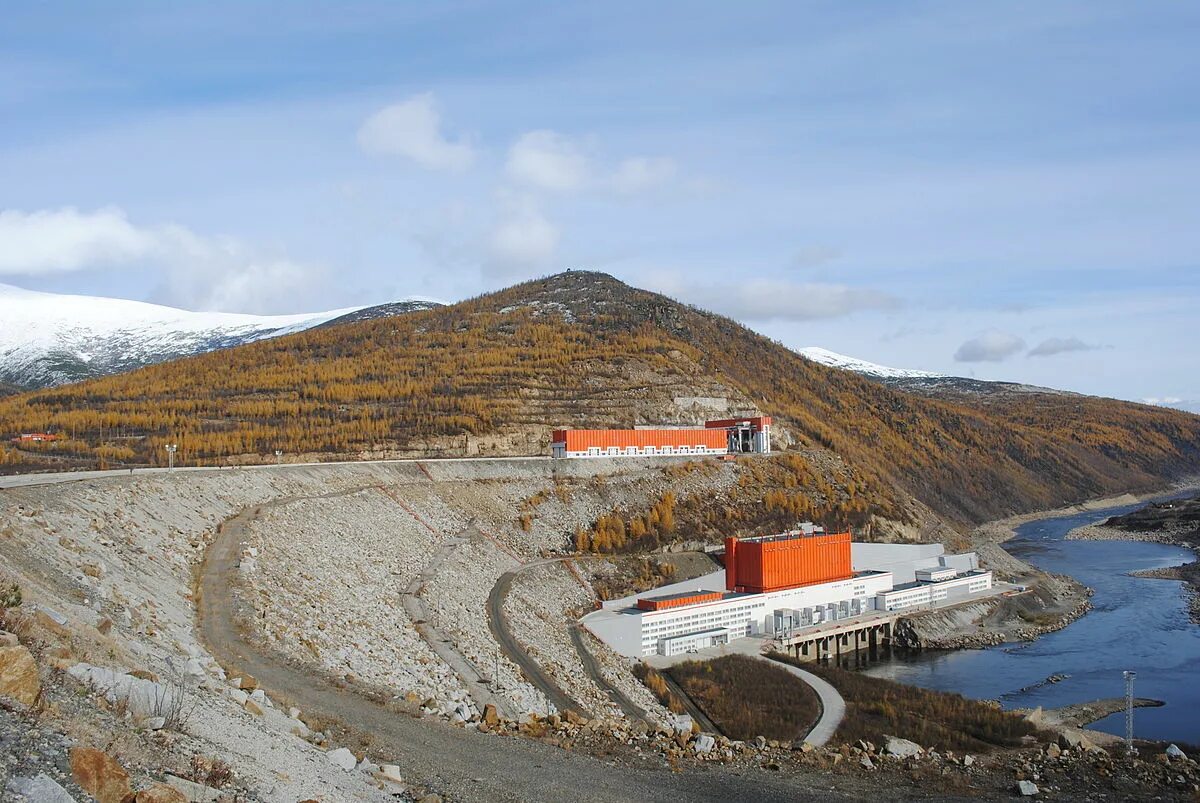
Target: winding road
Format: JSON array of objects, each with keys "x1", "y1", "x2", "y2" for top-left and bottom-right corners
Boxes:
[{"x1": 196, "y1": 496, "x2": 854, "y2": 802}]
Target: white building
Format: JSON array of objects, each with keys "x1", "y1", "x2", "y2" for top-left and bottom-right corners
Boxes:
[
  {"x1": 582, "y1": 542, "x2": 995, "y2": 658},
  {"x1": 875, "y1": 570, "x2": 994, "y2": 611}
]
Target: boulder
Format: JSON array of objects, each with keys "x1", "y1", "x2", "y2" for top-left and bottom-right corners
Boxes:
[
  {"x1": 70, "y1": 746, "x2": 132, "y2": 803},
  {"x1": 694, "y1": 734, "x2": 716, "y2": 754},
  {"x1": 4, "y1": 772, "x2": 75, "y2": 803},
  {"x1": 483, "y1": 703, "x2": 500, "y2": 727},
  {"x1": 237, "y1": 674, "x2": 258, "y2": 691},
  {"x1": 67, "y1": 664, "x2": 175, "y2": 720},
  {"x1": 326, "y1": 747, "x2": 357, "y2": 771},
  {"x1": 1058, "y1": 730, "x2": 1096, "y2": 752},
  {"x1": 243, "y1": 699, "x2": 264, "y2": 716},
  {"x1": 1166, "y1": 743, "x2": 1186, "y2": 759},
  {"x1": 1016, "y1": 779, "x2": 1039, "y2": 796},
  {"x1": 143, "y1": 716, "x2": 167, "y2": 731},
  {"x1": 133, "y1": 783, "x2": 189, "y2": 802},
  {"x1": 33, "y1": 607, "x2": 70, "y2": 637},
  {"x1": 860, "y1": 756, "x2": 875, "y2": 770},
  {"x1": 377, "y1": 764, "x2": 404, "y2": 786},
  {"x1": 0, "y1": 630, "x2": 18, "y2": 647},
  {"x1": 963, "y1": 754, "x2": 975, "y2": 767},
  {"x1": 883, "y1": 735, "x2": 923, "y2": 759},
  {"x1": 1045, "y1": 743, "x2": 1061, "y2": 759},
  {"x1": 163, "y1": 774, "x2": 221, "y2": 803},
  {"x1": 0, "y1": 644, "x2": 40, "y2": 705}
]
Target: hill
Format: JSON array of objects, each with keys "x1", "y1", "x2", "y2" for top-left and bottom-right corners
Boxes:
[
  {"x1": 0, "y1": 282, "x2": 441, "y2": 390},
  {"x1": 1, "y1": 271, "x2": 1198, "y2": 525}
]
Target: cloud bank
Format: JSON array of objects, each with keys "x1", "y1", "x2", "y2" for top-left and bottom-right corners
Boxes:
[
  {"x1": 954, "y1": 331, "x2": 1026, "y2": 362},
  {"x1": 357, "y1": 93, "x2": 475, "y2": 171},
  {"x1": 1027, "y1": 336, "x2": 1103, "y2": 357},
  {"x1": 0, "y1": 206, "x2": 323, "y2": 314}
]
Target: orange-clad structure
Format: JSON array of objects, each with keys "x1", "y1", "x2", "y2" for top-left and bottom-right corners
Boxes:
[
  {"x1": 636, "y1": 590, "x2": 724, "y2": 611},
  {"x1": 550, "y1": 417, "x2": 771, "y2": 458},
  {"x1": 550, "y1": 428, "x2": 728, "y2": 458},
  {"x1": 724, "y1": 529, "x2": 853, "y2": 593}
]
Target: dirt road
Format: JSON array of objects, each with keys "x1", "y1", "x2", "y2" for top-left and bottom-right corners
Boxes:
[{"x1": 197, "y1": 499, "x2": 870, "y2": 801}]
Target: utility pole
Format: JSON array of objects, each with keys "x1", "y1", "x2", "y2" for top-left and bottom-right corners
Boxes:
[
  {"x1": 1123, "y1": 670, "x2": 1136, "y2": 755},
  {"x1": 165, "y1": 443, "x2": 177, "y2": 470}
]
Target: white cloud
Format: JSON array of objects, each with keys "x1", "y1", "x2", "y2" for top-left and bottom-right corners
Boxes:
[
  {"x1": 505, "y1": 130, "x2": 677, "y2": 195},
  {"x1": 1027, "y1": 336, "x2": 1104, "y2": 357},
  {"x1": 642, "y1": 272, "x2": 899, "y2": 321},
  {"x1": 0, "y1": 206, "x2": 324, "y2": 314},
  {"x1": 485, "y1": 199, "x2": 559, "y2": 277},
  {"x1": 1143, "y1": 396, "x2": 1183, "y2": 406},
  {"x1": 608, "y1": 156, "x2": 677, "y2": 194},
  {"x1": 357, "y1": 93, "x2": 475, "y2": 171},
  {"x1": 0, "y1": 207, "x2": 155, "y2": 274},
  {"x1": 954, "y1": 330, "x2": 1026, "y2": 362},
  {"x1": 505, "y1": 130, "x2": 590, "y2": 192}
]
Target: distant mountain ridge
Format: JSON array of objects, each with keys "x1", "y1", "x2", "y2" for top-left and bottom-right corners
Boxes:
[
  {"x1": 0, "y1": 283, "x2": 442, "y2": 390},
  {"x1": 3, "y1": 270, "x2": 1197, "y2": 528}
]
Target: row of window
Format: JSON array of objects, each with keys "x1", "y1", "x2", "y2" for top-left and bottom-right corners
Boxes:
[{"x1": 582, "y1": 445, "x2": 722, "y2": 456}]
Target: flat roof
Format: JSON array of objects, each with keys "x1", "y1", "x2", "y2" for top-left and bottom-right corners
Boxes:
[
  {"x1": 660, "y1": 627, "x2": 732, "y2": 643},
  {"x1": 885, "y1": 569, "x2": 990, "y2": 593},
  {"x1": 640, "y1": 589, "x2": 722, "y2": 604}
]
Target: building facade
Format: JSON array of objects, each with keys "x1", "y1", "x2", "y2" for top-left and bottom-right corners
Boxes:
[{"x1": 550, "y1": 417, "x2": 771, "y2": 458}]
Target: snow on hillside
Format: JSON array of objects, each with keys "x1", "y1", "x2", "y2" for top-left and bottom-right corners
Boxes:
[
  {"x1": 0, "y1": 283, "x2": 367, "y2": 389},
  {"x1": 797, "y1": 346, "x2": 945, "y2": 380}
]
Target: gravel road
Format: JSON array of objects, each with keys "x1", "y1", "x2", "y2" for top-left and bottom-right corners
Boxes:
[{"x1": 197, "y1": 499, "x2": 890, "y2": 802}]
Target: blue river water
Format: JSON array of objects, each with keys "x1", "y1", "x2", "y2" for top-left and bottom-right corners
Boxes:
[{"x1": 860, "y1": 495, "x2": 1200, "y2": 744}]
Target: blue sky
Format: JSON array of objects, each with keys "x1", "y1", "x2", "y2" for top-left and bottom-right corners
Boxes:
[{"x1": 1, "y1": 2, "x2": 1198, "y2": 407}]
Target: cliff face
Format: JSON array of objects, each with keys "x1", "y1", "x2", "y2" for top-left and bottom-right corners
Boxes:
[{"x1": 2, "y1": 271, "x2": 1199, "y2": 526}]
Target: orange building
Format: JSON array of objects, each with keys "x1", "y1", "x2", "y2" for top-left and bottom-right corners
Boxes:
[
  {"x1": 636, "y1": 590, "x2": 724, "y2": 611},
  {"x1": 550, "y1": 416, "x2": 771, "y2": 458},
  {"x1": 724, "y1": 528, "x2": 853, "y2": 593},
  {"x1": 550, "y1": 428, "x2": 728, "y2": 458}
]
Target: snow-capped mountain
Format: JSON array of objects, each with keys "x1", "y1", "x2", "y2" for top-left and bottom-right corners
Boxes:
[
  {"x1": 797, "y1": 346, "x2": 945, "y2": 379},
  {"x1": 0, "y1": 283, "x2": 440, "y2": 390}
]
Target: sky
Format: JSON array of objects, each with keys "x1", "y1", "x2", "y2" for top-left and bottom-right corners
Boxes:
[{"x1": 1, "y1": 2, "x2": 1198, "y2": 408}]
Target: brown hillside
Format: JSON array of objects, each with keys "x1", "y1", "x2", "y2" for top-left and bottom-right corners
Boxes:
[{"x1": 1, "y1": 271, "x2": 1197, "y2": 524}]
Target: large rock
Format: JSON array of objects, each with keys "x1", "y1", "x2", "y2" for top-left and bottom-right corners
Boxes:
[
  {"x1": 1058, "y1": 730, "x2": 1097, "y2": 752},
  {"x1": 883, "y1": 735, "x2": 923, "y2": 759},
  {"x1": 377, "y1": 765, "x2": 404, "y2": 786},
  {"x1": 5, "y1": 772, "x2": 75, "y2": 802},
  {"x1": 70, "y1": 746, "x2": 132, "y2": 803},
  {"x1": 326, "y1": 747, "x2": 357, "y2": 771},
  {"x1": 134, "y1": 783, "x2": 190, "y2": 803},
  {"x1": 67, "y1": 663, "x2": 176, "y2": 720},
  {"x1": 1017, "y1": 780, "x2": 1039, "y2": 796},
  {"x1": 0, "y1": 644, "x2": 40, "y2": 705},
  {"x1": 1166, "y1": 743, "x2": 1186, "y2": 759},
  {"x1": 693, "y1": 734, "x2": 716, "y2": 754},
  {"x1": 163, "y1": 774, "x2": 221, "y2": 803}
]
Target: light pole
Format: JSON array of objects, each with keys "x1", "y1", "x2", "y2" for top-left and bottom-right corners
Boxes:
[
  {"x1": 274, "y1": 449, "x2": 283, "y2": 465},
  {"x1": 165, "y1": 443, "x2": 177, "y2": 470},
  {"x1": 1123, "y1": 670, "x2": 1136, "y2": 755}
]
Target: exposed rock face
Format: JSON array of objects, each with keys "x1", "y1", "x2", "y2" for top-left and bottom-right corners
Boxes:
[
  {"x1": 133, "y1": 783, "x2": 190, "y2": 802},
  {"x1": 883, "y1": 735, "x2": 923, "y2": 759},
  {"x1": 5, "y1": 773, "x2": 75, "y2": 802},
  {"x1": 326, "y1": 747, "x2": 357, "y2": 771},
  {"x1": 0, "y1": 644, "x2": 40, "y2": 705},
  {"x1": 69, "y1": 747, "x2": 132, "y2": 803}
]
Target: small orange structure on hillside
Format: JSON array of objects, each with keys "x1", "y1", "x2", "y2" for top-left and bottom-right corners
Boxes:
[
  {"x1": 550, "y1": 416, "x2": 771, "y2": 458},
  {"x1": 11, "y1": 433, "x2": 59, "y2": 443},
  {"x1": 724, "y1": 526, "x2": 853, "y2": 593}
]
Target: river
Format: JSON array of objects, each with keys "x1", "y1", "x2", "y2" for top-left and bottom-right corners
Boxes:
[{"x1": 860, "y1": 494, "x2": 1200, "y2": 744}]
